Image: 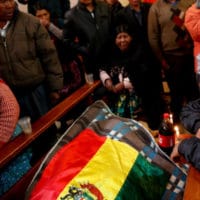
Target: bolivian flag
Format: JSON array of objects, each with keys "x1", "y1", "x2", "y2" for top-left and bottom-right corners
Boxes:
[{"x1": 29, "y1": 128, "x2": 169, "y2": 200}]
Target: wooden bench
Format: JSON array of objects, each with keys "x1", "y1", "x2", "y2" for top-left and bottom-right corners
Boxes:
[
  {"x1": 184, "y1": 166, "x2": 200, "y2": 200},
  {"x1": 0, "y1": 80, "x2": 101, "y2": 200}
]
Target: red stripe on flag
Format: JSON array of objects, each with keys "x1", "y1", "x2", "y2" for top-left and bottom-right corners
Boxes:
[{"x1": 30, "y1": 128, "x2": 106, "y2": 200}]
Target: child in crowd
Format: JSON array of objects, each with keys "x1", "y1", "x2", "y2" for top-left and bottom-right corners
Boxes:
[
  {"x1": 18, "y1": 0, "x2": 69, "y2": 28},
  {"x1": 33, "y1": 3, "x2": 84, "y2": 98}
]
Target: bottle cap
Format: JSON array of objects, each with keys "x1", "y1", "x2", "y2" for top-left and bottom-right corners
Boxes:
[{"x1": 163, "y1": 113, "x2": 169, "y2": 119}]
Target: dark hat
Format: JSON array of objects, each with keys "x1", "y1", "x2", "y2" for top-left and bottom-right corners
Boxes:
[{"x1": 114, "y1": 24, "x2": 134, "y2": 37}]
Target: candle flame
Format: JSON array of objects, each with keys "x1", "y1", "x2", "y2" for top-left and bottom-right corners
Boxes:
[
  {"x1": 169, "y1": 114, "x2": 173, "y2": 124},
  {"x1": 174, "y1": 125, "x2": 180, "y2": 137}
]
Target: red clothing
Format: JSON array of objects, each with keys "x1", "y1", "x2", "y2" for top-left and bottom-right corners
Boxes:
[
  {"x1": 142, "y1": 0, "x2": 155, "y2": 3},
  {"x1": 0, "y1": 80, "x2": 20, "y2": 144},
  {"x1": 185, "y1": 3, "x2": 200, "y2": 73}
]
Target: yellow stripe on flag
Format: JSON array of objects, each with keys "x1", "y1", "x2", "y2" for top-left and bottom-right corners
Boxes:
[{"x1": 57, "y1": 138, "x2": 138, "y2": 199}]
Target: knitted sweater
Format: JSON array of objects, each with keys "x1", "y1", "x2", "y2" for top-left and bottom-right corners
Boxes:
[
  {"x1": 148, "y1": 0, "x2": 193, "y2": 63},
  {"x1": 0, "y1": 80, "x2": 20, "y2": 144}
]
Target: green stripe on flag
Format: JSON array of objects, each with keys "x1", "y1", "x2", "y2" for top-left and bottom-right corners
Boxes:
[{"x1": 116, "y1": 154, "x2": 169, "y2": 200}]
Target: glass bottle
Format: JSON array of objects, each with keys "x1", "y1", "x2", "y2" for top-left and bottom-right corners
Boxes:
[{"x1": 158, "y1": 113, "x2": 175, "y2": 156}]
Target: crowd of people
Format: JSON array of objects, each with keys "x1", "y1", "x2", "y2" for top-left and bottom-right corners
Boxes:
[
  {"x1": 1, "y1": 0, "x2": 198, "y2": 141},
  {"x1": 0, "y1": 0, "x2": 200, "y2": 195}
]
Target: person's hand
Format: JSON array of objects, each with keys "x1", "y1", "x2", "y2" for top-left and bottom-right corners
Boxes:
[
  {"x1": 170, "y1": 143, "x2": 181, "y2": 162},
  {"x1": 40, "y1": 18, "x2": 50, "y2": 28},
  {"x1": 170, "y1": 142, "x2": 186, "y2": 166},
  {"x1": 113, "y1": 82, "x2": 124, "y2": 93},
  {"x1": 105, "y1": 79, "x2": 114, "y2": 92},
  {"x1": 49, "y1": 91, "x2": 60, "y2": 105},
  {"x1": 196, "y1": 128, "x2": 200, "y2": 138}
]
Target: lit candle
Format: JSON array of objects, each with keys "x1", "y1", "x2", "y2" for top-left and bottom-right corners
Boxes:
[
  {"x1": 169, "y1": 114, "x2": 173, "y2": 124},
  {"x1": 174, "y1": 125, "x2": 180, "y2": 143}
]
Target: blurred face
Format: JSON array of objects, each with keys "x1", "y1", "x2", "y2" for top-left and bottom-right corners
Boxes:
[
  {"x1": 129, "y1": 0, "x2": 140, "y2": 7},
  {"x1": 0, "y1": 0, "x2": 15, "y2": 22},
  {"x1": 115, "y1": 32, "x2": 132, "y2": 52},
  {"x1": 105, "y1": 0, "x2": 118, "y2": 5},
  {"x1": 79, "y1": 0, "x2": 93, "y2": 5},
  {"x1": 35, "y1": 9, "x2": 50, "y2": 24}
]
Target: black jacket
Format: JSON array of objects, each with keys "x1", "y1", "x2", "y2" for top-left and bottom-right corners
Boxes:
[
  {"x1": 63, "y1": 0, "x2": 112, "y2": 75},
  {"x1": 180, "y1": 98, "x2": 200, "y2": 134},
  {"x1": 115, "y1": 3, "x2": 151, "y2": 47}
]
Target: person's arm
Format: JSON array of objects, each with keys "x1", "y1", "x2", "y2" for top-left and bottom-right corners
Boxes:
[
  {"x1": 171, "y1": 137, "x2": 200, "y2": 171},
  {"x1": 99, "y1": 70, "x2": 125, "y2": 93},
  {"x1": 38, "y1": 15, "x2": 63, "y2": 40},
  {"x1": 179, "y1": 137, "x2": 200, "y2": 170},
  {"x1": 48, "y1": 23, "x2": 63, "y2": 40},
  {"x1": 99, "y1": 70, "x2": 114, "y2": 91},
  {"x1": 99, "y1": 70, "x2": 110, "y2": 86},
  {"x1": 123, "y1": 77, "x2": 133, "y2": 92},
  {"x1": 180, "y1": 98, "x2": 200, "y2": 134},
  {"x1": 35, "y1": 20, "x2": 63, "y2": 104}
]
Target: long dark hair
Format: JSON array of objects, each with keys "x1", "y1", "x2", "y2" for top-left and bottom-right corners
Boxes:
[{"x1": 32, "y1": 2, "x2": 50, "y2": 16}]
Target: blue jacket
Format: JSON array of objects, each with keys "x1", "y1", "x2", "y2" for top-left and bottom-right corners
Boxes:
[
  {"x1": 180, "y1": 98, "x2": 200, "y2": 134},
  {"x1": 179, "y1": 137, "x2": 200, "y2": 170}
]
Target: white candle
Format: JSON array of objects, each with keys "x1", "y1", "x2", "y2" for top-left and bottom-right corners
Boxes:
[
  {"x1": 169, "y1": 114, "x2": 173, "y2": 124},
  {"x1": 174, "y1": 126, "x2": 180, "y2": 143}
]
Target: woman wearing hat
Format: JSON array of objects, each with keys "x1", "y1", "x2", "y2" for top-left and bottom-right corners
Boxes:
[{"x1": 100, "y1": 24, "x2": 163, "y2": 129}]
